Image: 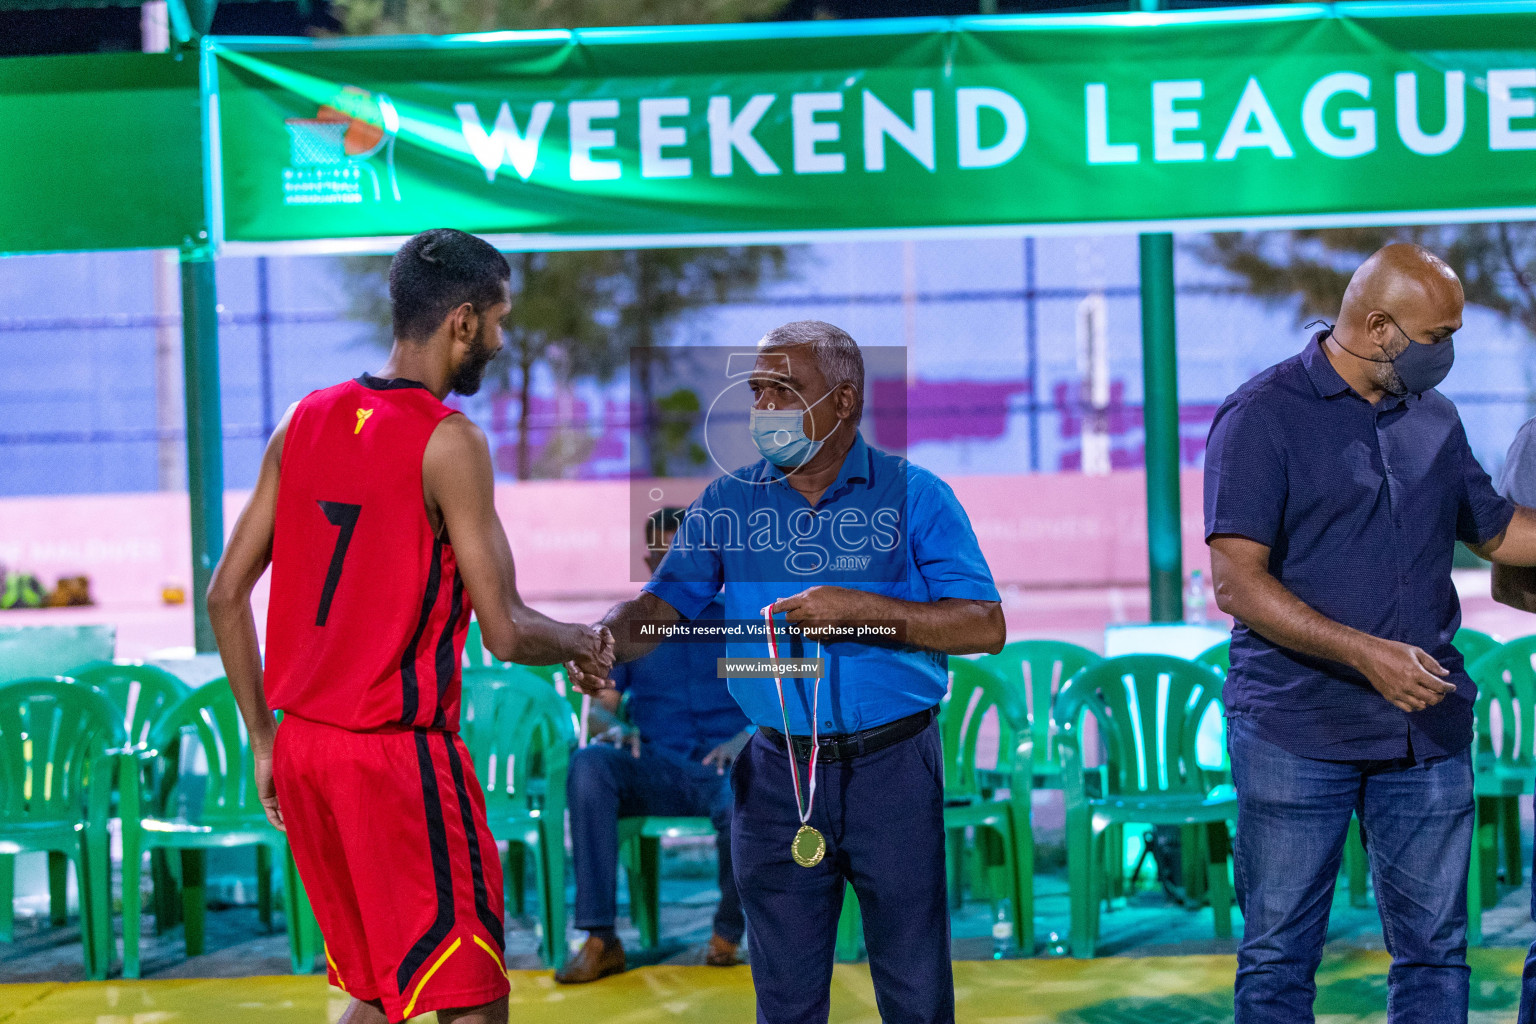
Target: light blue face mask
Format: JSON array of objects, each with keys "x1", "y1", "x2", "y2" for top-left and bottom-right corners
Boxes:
[{"x1": 748, "y1": 390, "x2": 839, "y2": 468}]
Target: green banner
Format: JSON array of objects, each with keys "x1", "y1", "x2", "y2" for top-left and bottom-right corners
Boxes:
[
  {"x1": 211, "y1": 3, "x2": 1536, "y2": 250},
  {"x1": 0, "y1": 52, "x2": 203, "y2": 255}
]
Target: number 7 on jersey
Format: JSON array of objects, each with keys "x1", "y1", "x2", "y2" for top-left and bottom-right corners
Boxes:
[{"x1": 315, "y1": 500, "x2": 362, "y2": 626}]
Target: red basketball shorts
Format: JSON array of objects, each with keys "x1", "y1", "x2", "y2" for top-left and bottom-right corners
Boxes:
[{"x1": 274, "y1": 715, "x2": 509, "y2": 1022}]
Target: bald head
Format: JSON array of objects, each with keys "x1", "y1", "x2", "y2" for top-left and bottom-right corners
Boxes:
[
  {"x1": 1340, "y1": 243, "x2": 1462, "y2": 330},
  {"x1": 1331, "y1": 243, "x2": 1463, "y2": 398}
]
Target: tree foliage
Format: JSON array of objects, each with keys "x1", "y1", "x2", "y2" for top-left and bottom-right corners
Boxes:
[
  {"x1": 337, "y1": 245, "x2": 797, "y2": 479},
  {"x1": 334, "y1": 0, "x2": 786, "y2": 36},
  {"x1": 1194, "y1": 225, "x2": 1536, "y2": 335},
  {"x1": 332, "y1": 0, "x2": 799, "y2": 479}
]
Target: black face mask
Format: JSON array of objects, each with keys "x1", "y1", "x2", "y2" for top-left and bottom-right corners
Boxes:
[{"x1": 1309, "y1": 316, "x2": 1456, "y2": 396}]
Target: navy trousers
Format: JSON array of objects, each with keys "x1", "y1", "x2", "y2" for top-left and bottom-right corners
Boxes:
[
  {"x1": 732, "y1": 719, "x2": 953, "y2": 1024},
  {"x1": 567, "y1": 742, "x2": 745, "y2": 943}
]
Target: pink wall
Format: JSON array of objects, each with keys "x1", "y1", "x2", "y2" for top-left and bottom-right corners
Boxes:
[{"x1": 0, "y1": 471, "x2": 1211, "y2": 609}]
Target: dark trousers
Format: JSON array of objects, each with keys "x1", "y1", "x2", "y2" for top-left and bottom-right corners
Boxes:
[
  {"x1": 567, "y1": 742, "x2": 745, "y2": 943},
  {"x1": 732, "y1": 720, "x2": 952, "y2": 1024},
  {"x1": 1229, "y1": 714, "x2": 1473, "y2": 1024}
]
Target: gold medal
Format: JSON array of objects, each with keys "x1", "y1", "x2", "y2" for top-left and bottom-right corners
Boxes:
[
  {"x1": 765, "y1": 605, "x2": 826, "y2": 869},
  {"x1": 792, "y1": 824, "x2": 826, "y2": 868}
]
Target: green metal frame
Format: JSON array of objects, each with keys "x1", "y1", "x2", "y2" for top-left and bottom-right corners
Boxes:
[{"x1": 1139, "y1": 233, "x2": 1182, "y2": 623}]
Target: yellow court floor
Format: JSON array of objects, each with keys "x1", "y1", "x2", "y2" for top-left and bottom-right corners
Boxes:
[{"x1": 0, "y1": 951, "x2": 1526, "y2": 1024}]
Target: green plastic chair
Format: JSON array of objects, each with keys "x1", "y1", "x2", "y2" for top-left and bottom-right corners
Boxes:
[
  {"x1": 0, "y1": 677, "x2": 122, "y2": 977},
  {"x1": 977, "y1": 640, "x2": 1101, "y2": 787},
  {"x1": 1454, "y1": 628, "x2": 1502, "y2": 668},
  {"x1": 1193, "y1": 641, "x2": 1230, "y2": 678},
  {"x1": 68, "y1": 661, "x2": 190, "y2": 750},
  {"x1": 118, "y1": 679, "x2": 317, "y2": 978},
  {"x1": 617, "y1": 815, "x2": 718, "y2": 950},
  {"x1": 1054, "y1": 655, "x2": 1236, "y2": 958},
  {"x1": 461, "y1": 667, "x2": 575, "y2": 968},
  {"x1": 601, "y1": 689, "x2": 720, "y2": 951},
  {"x1": 1468, "y1": 660, "x2": 1528, "y2": 945},
  {"x1": 70, "y1": 661, "x2": 193, "y2": 934},
  {"x1": 1465, "y1": 637, "x2": 1536, "y2": 943},
  {"x1": 940, "y1": 658, "x2": 1034, "y2": 954},
  {"x1": 464, "y1": 621, "x2": 585, "y2": 742}
]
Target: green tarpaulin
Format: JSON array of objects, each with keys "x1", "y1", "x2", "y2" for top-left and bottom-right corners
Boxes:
[
  {"x1": 0, "y1": 52, "x2": 202, "y2": 254},
  {"x1": 206, "y1": 2, "x2": 1536, "y2": 253}
]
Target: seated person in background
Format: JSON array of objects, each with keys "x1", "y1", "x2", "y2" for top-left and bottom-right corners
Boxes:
[{"x1": 555, "y1": 508, "x2": 751, "y2": 984}]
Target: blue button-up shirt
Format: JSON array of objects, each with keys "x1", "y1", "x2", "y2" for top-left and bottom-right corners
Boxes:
[
  {"x1": 1204, "y1": 332, "x2": 1514, "y2": 761},
  {"x1": 646, "y1": 433, "x2": 999, "y2": 735},
  {"x1": 610, "y1": 596, "x2": 748, "y2": 762}
]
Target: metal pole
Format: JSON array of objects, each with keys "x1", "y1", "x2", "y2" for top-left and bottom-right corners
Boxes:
[
  {"x1": 1024, "y1": 236, "x2": 1040, "y2": 473},
  {"x1": 180, "y1": 251, "x2": 224, "y2": 652},
  {"x1": 1130, "y1": 0, "x2": 1183, "y2": 622},
  {"x1": 1139, "y1": 232, "x2": 1183, "y2": 622},
  {"x1": 256, "y1": 256, "x2": 275, "y2": 435}
]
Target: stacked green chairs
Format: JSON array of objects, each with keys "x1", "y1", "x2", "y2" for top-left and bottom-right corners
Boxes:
[
  {"x1": 1466, "y1": 636, "x2": 1536, "y2": 944},
  {"x1": 1055, "y1": 655, "x2": 1236, "y2": 958},
  {"x1": 70, "y1": 661, "x2": 192, "y2": 933},
  {"x1": 977, "y1": 640, "x2": 1101, "y2": 788},
  {"x1": 974, "y1": 641, "x2": 1102, "y2": 900},
  {"x1": 118, "y1": 679, "x2": 316, "y2": 978},
  {"x1": 0, "y1": 678, "x2": 123, "y2": 978},
  {"x1": 939, "y1": 658, "x2": 1035, "y2": 954},
  {"x1": 1454, "y1": 628, "x2": 1502, "y2": 668},
  {"x1": 460, "y1": 667, "x2": 575, "y2": 968}
]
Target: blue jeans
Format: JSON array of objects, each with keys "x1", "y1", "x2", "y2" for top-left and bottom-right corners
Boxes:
[
  {"x1": 1229, "y1": 713, "x2": 1473, "y2": 1024},
  {"x1": 732, "y1": 721, "x2": 952, "y2": 1024},
  {"x1": 1519, "y1": 828, "x2": 1536, "y2": 1022},
  {"x1": 567, "y1": 742, "x2": 744, "y2": 943}
]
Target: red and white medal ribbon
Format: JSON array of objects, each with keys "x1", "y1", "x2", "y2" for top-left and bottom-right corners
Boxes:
[{"x1": 764, "y1": 603, "x2": 818, "y2": 834}]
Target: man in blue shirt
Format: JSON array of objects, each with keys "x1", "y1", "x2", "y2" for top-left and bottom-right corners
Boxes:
[
  {"x1": 1206, "y1": 244, "x2": 1536, "y2": 1024},
  {"x1": 571, "y1": 321, "x2": 1004, "y2": 1024},
  {"x1": 555, "y1": 509, "x2": 751, "y2": 984}
]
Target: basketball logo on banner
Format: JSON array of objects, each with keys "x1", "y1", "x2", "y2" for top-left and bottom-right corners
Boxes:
[{"x1": 282, "y1": 85, "x2": 401, "y2": 207}]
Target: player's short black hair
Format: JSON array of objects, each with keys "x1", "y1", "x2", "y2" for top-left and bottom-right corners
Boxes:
[
  {"x1": 388, "y1": 229, "x2": 511, "y2": 342},
  {"x1": 646, "y1": 507, "x2": 686, "y2": 548}
]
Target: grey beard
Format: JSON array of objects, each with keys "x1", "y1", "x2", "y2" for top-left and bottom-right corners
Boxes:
[{"x1": 1379, "y1": 361, "x2": 1408, "y2": 397}]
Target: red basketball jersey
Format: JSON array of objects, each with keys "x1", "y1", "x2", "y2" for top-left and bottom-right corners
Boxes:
[{"x1": 265, "y1": 374, "x2": 472, "y2": 733}]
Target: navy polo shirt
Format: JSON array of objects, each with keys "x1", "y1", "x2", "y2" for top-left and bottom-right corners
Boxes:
[
  {"x1": 645, "y1": 433, "x2": 999, "y2": 735},
  {"x1": 1204, "y1": 332, "x2": 1514, "y2": 762},
  {"x1": 610, "y1": 596, "x2": 748, "y2": 762}
]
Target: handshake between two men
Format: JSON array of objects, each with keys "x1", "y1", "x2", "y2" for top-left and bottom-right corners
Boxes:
[{"x1": 563, "y1": 584, "x2": 903, "y2": 695}]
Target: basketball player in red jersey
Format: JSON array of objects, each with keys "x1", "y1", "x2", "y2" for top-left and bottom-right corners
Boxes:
[{"x1": 208, "y1": 229, "x2": 614, "y2": 1024}]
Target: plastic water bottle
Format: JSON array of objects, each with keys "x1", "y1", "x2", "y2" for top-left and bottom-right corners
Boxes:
[
  {"x1": 1185, "y1": 569, "x2": 1207, "y2": 625},
  {"x1": 991, "y1": 901, "x2": 1013, "y2": 959}
]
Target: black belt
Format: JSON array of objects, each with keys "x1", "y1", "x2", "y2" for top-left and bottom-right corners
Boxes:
[{"x1": 758, "y1": 706, "x2": 936, "y2": 763}]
